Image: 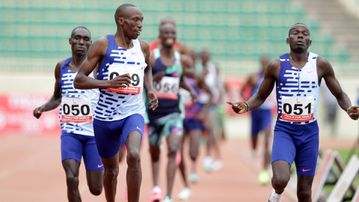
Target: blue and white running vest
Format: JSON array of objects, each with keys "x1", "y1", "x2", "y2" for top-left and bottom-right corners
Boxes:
[
  {"x1": 95, "y1": 35, "x2": 147, "y2": 121},
  {"x1": 276, "y1": 52, "x2": 320, "y2": 124},
  {"x1": 147, "y1": 48, "x2": 183, "y2": 120},
  {"x1": 60, "y1": 57, "x2": 99, "y2": 136}
]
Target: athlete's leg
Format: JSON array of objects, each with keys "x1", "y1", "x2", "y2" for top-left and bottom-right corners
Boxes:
[
  {"x1": 189, "y1": 129, "x2": 201, "y2": 175},
  {"x1": 294, "y1": 122, "x2": 319, "y2": 202},
  {"x1": 297, "y1": 176, "x2": 314, "y2": 202},
  {"x1": 271, "y1": 122, "x2": 296, "y2": 194},
  {"x1": 263, "y1": 127, "x2": 271, "y2": 170},
  {"x1": 258, "y1": 127, "x2": 272, "y2": 185},
  {"x1": 101, "y1": 153, "x2": 120, "y2": 202},
  {"x1": 93, "y1": 119, "x2": 123, "y2": 202},
  {"x1": 61, "y1": 133, "x2": 83, "y2": 202},
  {"x1": 62, "y1": 159, "x2": 81, "y2": 202},
  {"x1": 177, "y1": 130, "x2": 192, "y2": 200},
  {"x1": 250, "y1": 133, "x2": 259, "y2": 152},
  {"x1": 83, "y1": 137, "x2": 103, "y2": 196},
  {"x1": 204, "y1": 109, "x2": 221, "y2": 170},
  {"x1": 126, "y1": 131, "x2": 142, "y2": 202},
  {"x1": 250, "y1": 111, "x2": 261, "y2": 155},
  {"x1": 149, "y1": 143, "x2": 161, "y2": 186},
  {"x1": 165, "y1": 131, "x2": 182, "y2": 198},
  {"x1": 271, "y1": 160, "x2": 291, "y2": 194},
  {"x1": 178, "y1": 131, "x2": 189, "y2": 188},
  {"x1": 118, "y1": 146, "x2": 127, "y2": 164},
  {"x1": 86, "y1": 171, "x2": 103, "y2": 196}
]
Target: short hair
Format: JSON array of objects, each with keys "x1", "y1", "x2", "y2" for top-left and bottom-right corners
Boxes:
[
  {"x1": 114, "y1": 3, "x2": 136, "y2": 23},
  {"x1": 288, "y1": 22, "x2": 310, "y2": 36},
  {"x1": 160, "y1": 16, "x2": 176, "y2": 26},
  {"x1": 70, "y1": 26, "x2": 91, "y2": 38},
  {"x1": 159, "y1": 22, "x2": 176, "y2": 33}
]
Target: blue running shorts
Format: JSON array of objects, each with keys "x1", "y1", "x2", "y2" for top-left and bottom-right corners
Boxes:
[
  {"x1": 93, "y1": 114, "x2": 144, "y2": 158},
  {"x1": 271, "y1": 120, "x2": 319, "y2": 176},
  {"x1": 250, "y1": 108, "x2": 272, "y2": 136},
  {"x1": 183, "y1": 118, "x2": 205, "y2": 133},
  {"x1": 61, "y1": 132, "x2": 104, "y2": 171}
]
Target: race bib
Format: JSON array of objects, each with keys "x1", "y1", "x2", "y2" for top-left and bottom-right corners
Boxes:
[
  {"x1": 61, "y1": 97, "x2": 93, "y2": 123},
  {"x1": 107, "y1": 63, "x2": 143, "y2": 94},
  {"x1": 154, "y1": 76, "x2": 180, "y2": 100},
  {"x1": 281, "y1": 96, "x2": 314, "y2": 122}
]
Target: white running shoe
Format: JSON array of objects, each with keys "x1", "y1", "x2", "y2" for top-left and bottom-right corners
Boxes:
[
  {"x1": 188, "y1": 172, "x2": 199, "y2": 183},
  {"x1": 212, "y1": 160, "x2": 223, "y2": 171},
  {"x1": 203, "y1": 156, "x2": 213, "y2": 172},
  {"x1": 163, "y1": 196, "x2": 173, "y2": 202},
  {"x1": 177, "y1": 187, "x2": 191, "y2": 200},
  {"x1": 151, "y1": 186, "x2": 162, "y2": 202},
  {"x1": 268, "y1": 190, "x2": 281, "y2": 202}
]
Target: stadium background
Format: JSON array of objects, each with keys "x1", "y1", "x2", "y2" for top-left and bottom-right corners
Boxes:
[{"x1": 0, "y1": 0, "x2": 358, "y2": 201}]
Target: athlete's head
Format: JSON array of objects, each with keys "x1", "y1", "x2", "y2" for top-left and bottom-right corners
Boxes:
[
  {"x1": 200, "y1": 49, "x2": 210, "y2": 65},
  {"x1": 69, "y1": 26, "x2": 91, "y2": 56},
  {"x1": 159, "y1": 23, "x2": 176, "y2": 49},
  {"x1": 287, "y1": 23, "x2": 311, "y2": 53},
  {"x1": 160, "y1": 16, "x2": 176, "y2": 27},
  {"x1": 114, "y1": 4, "x2": 143, "y2": 39}
]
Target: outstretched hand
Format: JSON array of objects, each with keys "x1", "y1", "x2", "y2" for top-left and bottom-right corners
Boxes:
[
  {"x1": 33, "y1": 106, "x2": 44, "y2": 119},
  {"x1": 227, "y1": 101, "x2": 248, "y2": 114},
  {"x1": 347, "y1": 106, "x2": 359, "y2": 120},
  {"x1": 147, "y1": 90, "x2": 158, "y2": 110}
]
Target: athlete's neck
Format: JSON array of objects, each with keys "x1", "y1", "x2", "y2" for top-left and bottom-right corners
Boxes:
[
  {"x1": 160, "y1": 47, "x2": 175, "y2": 67},
  {"x1": 115, "y1": 31, "x2": 133, "y2": 49},
  {"x1": 160, "y1": 46, "x2": 174, "y2": 57},
  {"x1": 289, "y1": 52, "x2": 309, "y2": 68},
  {"x1": 70, "y1": 55, "x2": 86, "y2": 70}
]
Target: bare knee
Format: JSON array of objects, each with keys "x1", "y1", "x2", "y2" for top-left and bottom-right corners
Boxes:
[
  {"x1": 127, "y1": 149, "x2": 141, "y2": 167},
  {"x1": 189, "y1": 149, "x2": 198, "y2": 161},
  {"x1": 105, "y1": 166, "x2": 119, "y2": 179},
  {"x1": 167, "y1": 145, "x2": 178, "y2": 159},
  {"x1": 272, "y1": 174, "x2": 290, "y2": 191},
  {"x1": 66, "y1": 175, "x2": 80, "y2": 189},
  {"x1": 89, "y1": 185, "x2": 102, "y2": 196}
]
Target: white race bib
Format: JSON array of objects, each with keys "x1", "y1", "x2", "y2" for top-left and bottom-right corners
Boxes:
[
  {"x1": 281, "y1": 96, "x2": 314, "y2": 122},
  {"x1": 61, "y1": 97, "x2": 93, "y2": 123},
  {"x1": 107, "y1": 63, "x2": 143, "y2": 94},
  {"x1": 154, "y1": 76, "x2": 180, "y2": 100}
]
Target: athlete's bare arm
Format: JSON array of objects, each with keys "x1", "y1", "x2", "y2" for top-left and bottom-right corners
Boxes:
[
  {"x1": 240, "y1": 73, "x2": 257, "y2": 100},
  {"x1": 141, "y1": 40, "x2": 158, "y2": 110},
  {"x1": 33, "y1": 62, "x2": 62, "y2": 118},
  {"x1": 74, "y1": 37, "x2": 131, "y2": 89},
  {"x1": 179, "y1": 54, "x2": 196, "y2": 100},
  {"x1": 317, "y1": 57, "x2": 359, "y2": 120},
  {"x1": 228, "y1": 59, "x2": 279, "y2": 114},
  {"x1": 181, "y1": 54, "x2": 196, "y2": 78}
]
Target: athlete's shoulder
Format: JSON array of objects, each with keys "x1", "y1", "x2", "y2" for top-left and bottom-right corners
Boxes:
[
  {"x1": 180, "y1": 54, "x2": 193, "y2": 69},
  {"x1": 267, "y1": 58, "x2": 280, "y2": 69},
  {"x1": 316, "y1": 55, "x2": 330, "y2": 66},
  {"x1": 139, "y1": 39, "x2": 149, "y2": 49},
  {"x1": 316, "y1": 55, "x2": 333, "y2": 77},
  {"x1": 139, "y1": 39, "x2": 150, "y2": 57},
  {"x1": 93, "y1": 36, "x2": 108, "y2": 47},
  {"x1": 57, "y1": 59, "x2": 66, "y2": 68},
  {"x1": 149, "y1": 39, "x2": 160, "y2": 52}
]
